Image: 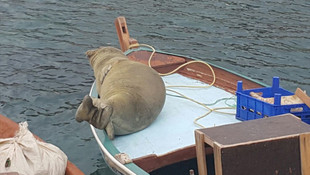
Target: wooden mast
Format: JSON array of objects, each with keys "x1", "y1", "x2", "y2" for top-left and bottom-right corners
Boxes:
[{"x1": 114, "y1": 16, "x2": 138, "y2": 52}]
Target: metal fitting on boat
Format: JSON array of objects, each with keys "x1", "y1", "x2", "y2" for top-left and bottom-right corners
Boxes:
[{"x1": 114, "y1": 153, "x2": 132, "y2": 165}]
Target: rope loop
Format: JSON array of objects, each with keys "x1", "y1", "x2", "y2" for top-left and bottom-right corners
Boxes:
[{"x1": 128, "y1": 44, "x2": 236, "y2": 128}]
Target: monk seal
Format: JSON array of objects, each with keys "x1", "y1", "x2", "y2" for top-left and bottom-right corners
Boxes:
[{"x1": 75, "y1": 47, "x2": 166, "y2": 139}]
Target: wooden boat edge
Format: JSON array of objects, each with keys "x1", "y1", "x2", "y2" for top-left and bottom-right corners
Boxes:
[
  {"x1": 0, "y1": 114, "x2": 85, "y2": 175},
  {"x1": 124, "y1": 47, "x2": 268, "y2": 88},
  {"x1": 125, "y1": 47, "x2": 267, "y2": 93}
]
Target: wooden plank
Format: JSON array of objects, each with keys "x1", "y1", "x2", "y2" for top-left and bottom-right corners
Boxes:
[
  {"x1": 214, "y1": 143, "x2": 223, "y2": 175},
  {"x1": 127, "y1": 51, "x2": 186, "y2": 69},
  {"x1": 0, "y1": 114, "x2": 19, "y2": 138},
  {"x1": 115, "y1": 17, "x2": 130, "y2": 52},
  {"x1": 220, "y1": 136, "x2": 300, "y2": 175},
  {"x1": 195, "y1": 130, "x2": 208, "y2": 175},
  {"x1": 133, "y1": 145, "x2": 213, "y2": 173},
  {"x1": 127, "y1": 50, "x2": 263, "y2": 94},
  {"x1": 180, "y1": 58, "x2": 263, "y2": 94},
  {"x1": 295, "y1": 88, "x2": 310, "y2": 108},
  {"x1": 300, "y1": 133, "x2": 310, "y2": 175},
  {"x1": 114, "y1": 17, "x2": 138, "y2": 52},
  {"x1": 198, "y1": 114, "x2": 310, "y2": 146}
]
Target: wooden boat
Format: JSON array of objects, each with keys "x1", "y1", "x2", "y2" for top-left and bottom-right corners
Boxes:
[
  {"x1": 0, "y1": 114, "x2": 84, "y2": 175},
  {"x1": 89, "y1": 16, "x2": 268, "y2": 175}
]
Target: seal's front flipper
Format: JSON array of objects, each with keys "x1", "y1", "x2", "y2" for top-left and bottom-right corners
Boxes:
[
  {"x1": 100, "y1": 64, "x2": 112, "y2": 84},
  {"x1": 75, "y1": 95, "x2": 94, "y2": 122},
  {"x1": 89, "y1": 102, "x2": 113, "y2": 130},
  {"x1": 106, "y1": 121, "x2": 115, "y2": 140}
]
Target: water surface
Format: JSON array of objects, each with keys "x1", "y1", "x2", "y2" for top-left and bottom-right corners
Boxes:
[{"x1": 0, "y1": 0, "x2": 309, "y2": 174}]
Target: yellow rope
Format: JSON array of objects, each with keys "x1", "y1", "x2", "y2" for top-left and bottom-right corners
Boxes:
[
  {"x1": 129, "y1": 43, "x2": 216, "y2": 88},
  {"x1": 129, "y1": 43, "x2": 155, "y2": 68},
  {"x1": 167, "y1": 89, "x2": 235, "y2": 128},
  {"x1": 166, "y1": 89, "x2": 212, "y2": 128},
  {"x1": 128, "y1": 43, "x2": 235, "y2": 128}
]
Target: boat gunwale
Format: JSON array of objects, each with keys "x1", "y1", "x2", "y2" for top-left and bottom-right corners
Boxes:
[
  {"x1": 124, "y1": 47, "x2": 268, "y2": 88},
  {"x1": 0, "y1": 114, "x2": 85, "y2": 175}
]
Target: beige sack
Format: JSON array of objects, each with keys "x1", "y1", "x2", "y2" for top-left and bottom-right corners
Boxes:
[{"x1": 0, "y1": 122, "x2": 67, "y2": 175}]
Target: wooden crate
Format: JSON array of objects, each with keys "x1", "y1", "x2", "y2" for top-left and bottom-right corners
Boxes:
[{"x1": 195, "y1": 113, "x2": 310, "y2": 175}]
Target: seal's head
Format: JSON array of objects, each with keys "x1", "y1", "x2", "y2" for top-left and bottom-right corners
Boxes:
[{"x1": 86, "y1": 47, "x2": 125, "y2": 68}]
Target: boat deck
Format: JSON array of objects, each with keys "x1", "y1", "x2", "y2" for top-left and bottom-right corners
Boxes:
[
  {"x1": 111, "y1": 73, "x2": 240, "y2": 159},
  {"x1": 89, "y1": 48, "x2": 265, "y2": 173}
]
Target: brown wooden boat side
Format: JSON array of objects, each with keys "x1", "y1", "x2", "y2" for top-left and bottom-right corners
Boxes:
[
  {"x1": 133, "y1": 145, "x2": 213, "y2": 173},
  {"x1": 127, "y1": 50, "x2": 263, "y2": 94},
  {"x1": 0, "y1": 114, "x2": 84, "y2": 175},
  {"x1": 115, "y1": 16, "x2": 263, "y2": 93}
]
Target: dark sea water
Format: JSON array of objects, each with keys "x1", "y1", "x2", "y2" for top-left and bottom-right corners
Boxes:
[{"x1": 0, "y1": 0, "x2": 309, "y2": 174}]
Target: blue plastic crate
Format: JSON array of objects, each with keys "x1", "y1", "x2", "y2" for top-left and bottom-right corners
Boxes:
[{"x1": 236, "y1": 77, "x2": 310, "y2": 124}]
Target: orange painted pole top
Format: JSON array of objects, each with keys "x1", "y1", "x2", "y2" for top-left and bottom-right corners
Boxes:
[{"x1": 115, "y1": 16, "x2": 138, "y2": 52}]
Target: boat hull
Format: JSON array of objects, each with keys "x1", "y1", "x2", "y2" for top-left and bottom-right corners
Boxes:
[
  {"x1": 89, "y1": 48, "x2": 265, "y2": 175},
  {"x1": 0, "y1": 114, "x2": 84, "y2": 175}
]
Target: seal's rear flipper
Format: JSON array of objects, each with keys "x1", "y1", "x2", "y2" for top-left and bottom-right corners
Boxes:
[{"x1": 75, "y1": 95, "x2": 94, "y2": 122}]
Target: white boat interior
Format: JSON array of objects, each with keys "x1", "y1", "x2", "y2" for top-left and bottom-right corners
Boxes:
[{"x1": 111, "y1": 73, "x2": 240, "y2": 159}]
